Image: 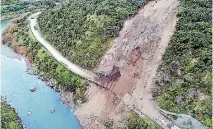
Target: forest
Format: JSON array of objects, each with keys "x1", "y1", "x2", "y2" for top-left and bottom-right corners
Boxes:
[
  {"x1": 2, "y1": 15, "x2": 86, "y2": 103},
  {"x1": 1, "y1": 0, "x2": 19, "y2": 5},
  {"x1": 1, "y1": 102, "x2": 23, "y2": 129},
  {"x1": 38, "y1": 0, "x2": 148, "y2": 69},
  {"x1": 1, "y1": 1, "x2": 55, "y2": 16},
  {"x1": 153, "y1": 0, "x2": 212, "y2": 127}
]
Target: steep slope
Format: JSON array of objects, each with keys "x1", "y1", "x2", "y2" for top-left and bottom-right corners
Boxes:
[
  {"x1": 75, "y1": 0, "x2": 179, "y2": 128},
  {"x1": 37, "y1": 0, "x2": 149, "y2": 69},
  {"x1": 1, "y1": 101, "x2": 23, "y2": 129},
  {"x1": 154, "y1": 0, "x2": 212, "y2": 127}
]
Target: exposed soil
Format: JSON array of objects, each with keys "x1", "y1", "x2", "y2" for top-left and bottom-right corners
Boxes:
[
  {"x1": 60, "y1": 91, "x2": 75, "y2": 108},
  {"x1": 75, "y1": 84, "x2": 129, "y2": 129},
  {"x1": 75, "y1": 0, "x2": 179, "y2": 128},
  {"x1": 106, "y1": 47, "x2": 143, "y2": 95}
]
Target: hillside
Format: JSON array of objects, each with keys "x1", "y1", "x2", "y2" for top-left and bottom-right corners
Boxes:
[
  {"x1": 75, "y1": 0, "x2": 180, "y2": 128},
  {"x1": 37, "y1": 0, "x2": 148, "y2": 69},
  {"x1": 1, "y1": 0, "x2": 19, "y2": 5},
  {"x1": 1, "y1": 1, "x2": 55, "y2": 20},
  {"x1": 154, "y1": 0, "x2": 212, "y2": 127},
  {"x1": 2, "y1": 0, "x2": 211, "y2": 128},
  {"x1": 1, "y1": 101, "x2": 23, "y2": 129},
  {"x1": 2, "y1": 16, "x2": 86, "y2": 103}
]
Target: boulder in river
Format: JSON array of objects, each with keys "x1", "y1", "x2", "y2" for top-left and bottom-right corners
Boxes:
[
  {"x1": 27, "y1": 111, "x2": 31, "y2": 116},
  {"x1": 30, "y1": 87, "x2": 36, "y2": 92}
]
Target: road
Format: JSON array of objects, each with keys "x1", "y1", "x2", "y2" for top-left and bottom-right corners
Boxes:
[{"x1": 29, "y1": 12, "x2": 100, "y2": 85}]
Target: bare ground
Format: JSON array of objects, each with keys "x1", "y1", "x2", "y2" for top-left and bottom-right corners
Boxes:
[{"x1": 75, "y1": 0, "x2": 179, "y2": 128}]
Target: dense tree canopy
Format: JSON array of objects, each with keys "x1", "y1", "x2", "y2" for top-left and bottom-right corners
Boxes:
[
  {"x1": 154, "y1": 0, "x2": 212, "y2": 127},
  {"x1": 38, "y1": 0, "x2": 148, "y2": 69},
  {"x1": 1, "y1": 1, "x2": 55, "y2": 15},
  {"x1": 1, "y1": 102, "x2": 23, "y2": 129},
  {"x1": 1, "y1": 0, "x2": 19, "y2": 5}
]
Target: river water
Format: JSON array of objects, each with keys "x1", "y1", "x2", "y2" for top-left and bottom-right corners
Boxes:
[{"x1": 1, "y1": 20, "x2": 81, "y2": 129}]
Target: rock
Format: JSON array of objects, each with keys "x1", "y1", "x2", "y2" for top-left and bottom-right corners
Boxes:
[
  {"x1": 175, "y1": 96, "x2": 182, "y2": 103},
  {"x1": 30, "y1": 87, "x2": 36, "y2": 92},
  {"x1": 155, "y1": 71, "x2": 172, "y2": 86},
  {"x1": 164, "y1": 73, "x2": 172, "y2": 83},
  {"x1": 187, "y1": 88, "x2": 209, "y2": 100},
  {"x1": 175, "y1": 79, "x2": 184, "y2": 85},
  {"x1": 171, "y1": 61, "x2": 180, "y2": 72},
  {"x1": 184, "y1": 73, "x2": 194, "y2": 82},
  {"x1": 166, "y1": 122, "x2": 175, "y2": 128},
  {"x1": 187, "y1": 88, "x2": 198, "y2": 98},
  {"x1": 197, "y1": 92, "x2": 209, "y2": 101},
  {"x1": 27, "y1": 111, "x2": 31, "y2": 115},
  {"x1": 51, "y1": 107, "x2": 56, "y2": 113},
  {"x1": 174, "y1": 114, "x2": 209, "y2": 129}
]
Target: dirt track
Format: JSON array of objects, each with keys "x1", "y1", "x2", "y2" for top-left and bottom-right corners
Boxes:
[{"x1": 75, "y1": 0, "x2": 179, "y2": 128}]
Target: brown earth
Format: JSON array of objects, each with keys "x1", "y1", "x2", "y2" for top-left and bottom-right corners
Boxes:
[
  {"x1": 2, "y1": 21, "x2": 33, "y2": 63},
  {"x1": 108, "y1": 47, "x2": 143, "y2": 95},
  {"x1": 75, "y1": 0, "x2": 179, "y2": 128}
]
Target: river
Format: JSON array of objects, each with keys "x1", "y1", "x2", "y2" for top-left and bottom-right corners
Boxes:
[{"x1": 1, "y1": 20, "x2": 81, "y2": 129}]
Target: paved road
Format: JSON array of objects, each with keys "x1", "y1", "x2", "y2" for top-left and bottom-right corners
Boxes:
[{"x1": 29, "y1": 12, "x2": 100, "y2": 85}]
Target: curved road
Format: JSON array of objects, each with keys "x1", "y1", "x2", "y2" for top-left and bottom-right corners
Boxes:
[{"x1": 29, "y1": 12, "x2": 100, "y2": 85}]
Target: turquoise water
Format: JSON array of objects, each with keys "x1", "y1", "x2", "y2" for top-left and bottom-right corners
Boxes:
[
  {"x1": 1, "y1": 19, "x2": 11, "y2": 32},
  {"x1": 1, "y1": 20, "x2": 81, "y2": 129}
]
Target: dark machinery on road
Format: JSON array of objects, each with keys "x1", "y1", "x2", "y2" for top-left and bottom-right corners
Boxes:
[{"x1": 95, "y1": 71, "x2": 108, "y2": 77}]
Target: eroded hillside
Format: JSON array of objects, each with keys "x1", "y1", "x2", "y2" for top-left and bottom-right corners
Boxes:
[{"x1": 75, "y1": 0, "x2": 179, "y2": 128}]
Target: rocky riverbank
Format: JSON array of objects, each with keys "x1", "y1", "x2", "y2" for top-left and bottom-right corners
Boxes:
[
  {"x1": 1, "y1": 12, "x2": 30, "y2": 21},
  {"x1": 1, "y1": 17, "x2": 82, "y2": 111},
  {"x1": 1, "y1": 97, "x2": 25, "y2": 129},
  {"x1": 1, "y1": 8, "x2": 41, "y2": 21}
]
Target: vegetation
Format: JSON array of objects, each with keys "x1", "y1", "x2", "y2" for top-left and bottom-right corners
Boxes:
[
  {"x1": 104, "y1": 121, "x2": 113, "y2": 129},
  {"x1": 153, "y1": 0, "x2": 212, "y2": 127},
  {"x1": 1, "y1": 102, "x2": 23, "y2": 129},
  {"x1": 2, "y1": 15, "x2": 86, "y2": 102},
  {"x1": 38, "y1": 0, "x2": 148, "y2": 69},
  {"x1": 1, "y1": 0, "x2": 19, "y2": 5},
  {"x1": 1, "y1": 1, "x2": 55, "y2": 17},
  {"x1": 125, "y1": 111, "x2": 161, "y2": 129}
]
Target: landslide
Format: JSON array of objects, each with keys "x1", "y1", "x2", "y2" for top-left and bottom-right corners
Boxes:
[
  {"x1": 37, "y1": 0, "x2": 149, "y2": 69},
  {"x1": 75, "y1": 0, "x2": 179, "y2": 128}
]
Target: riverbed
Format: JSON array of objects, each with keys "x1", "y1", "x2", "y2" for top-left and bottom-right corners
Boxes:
[{"x1": 1, "y1": 20, "x2": 81, "y2": 129}]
